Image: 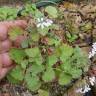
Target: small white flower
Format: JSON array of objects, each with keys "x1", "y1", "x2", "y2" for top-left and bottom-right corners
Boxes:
[
  {"x1": 82, "y1": 85, "x2": 91, "y2": 93},
  {"x1": 88, "y1": 42, "x2": 96, "y2": 58},
  {"x1": 46, "y1": 19, "x2": 53, "y2": 24},
  {"x1": 36, "y1": 17, "x2": 53, "y2": 29},
  {"x1": 89, "y1": 76, "x2": 96, "y2": 86},
  {"x1": 76, "y1": 85, "x2": 91, "y2": 94},
  {"x1": 76, "y1": 88, "x2": 83, "y2": 93}
]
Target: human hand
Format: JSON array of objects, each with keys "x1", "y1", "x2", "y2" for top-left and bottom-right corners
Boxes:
[{"x1": 0, "y1": 20, "x2": 27, "y2": 80}]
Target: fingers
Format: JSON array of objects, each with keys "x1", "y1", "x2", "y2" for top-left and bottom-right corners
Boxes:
[
  {"x1": 0, "y1": 20, "x2": 27, "y2": 80},
  {"x1": 0, "y1": 20, "x2": 27, "y2": 41},
  {"x1": 2, "y1": 20, "x2": 27, "y2": 29},
  {"x1": 0, "y1": 25, "x2": 8, "y2": 41},
  {"x1": 0, "y1": 66, "x2": 13, "y2": 80},
  {"x1": 0, "y1": 53, "x2": 13, "y2": 67},
  {"x1": 13, "y1": 20, "x2": 27, "y2": 29},
  {"x1": 0, "y1": 39, "x2": 12, "y2": 53},
  {"x1": 0, "y1": 20, "x2": 27, "y2": 52},
  {"x1": 0, "y1": 35, "x2": 27, "y2": 51},
  {"x1": 0, "y1": 55, "x2": 2, "y2": 69}
]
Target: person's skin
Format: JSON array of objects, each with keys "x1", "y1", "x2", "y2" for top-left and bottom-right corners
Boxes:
[{"x1": 0, "y1": 20, "x2": 27, "y2": 80}]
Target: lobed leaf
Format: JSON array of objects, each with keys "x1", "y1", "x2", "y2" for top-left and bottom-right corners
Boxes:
[
  {"x1": 45, "y1": 6, "x2": 58, "y2": 18},
  {"x1": 8, "y1": 27, "x2": 23, "y2": 41},
  {"x1": 10, "y1": 48, "x2": 26, "y2": 64},
  {"x1": 42, "y1": 67, "x2": 55, "y2": 82},
  {"x1": 59, "y1": 73, "x2": 72, "y2": 85}
]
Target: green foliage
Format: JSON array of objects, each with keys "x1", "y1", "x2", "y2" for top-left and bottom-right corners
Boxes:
[
  {"x1": 10, "y1": 66, "x2": 24, "y2": 81},
  {"x1": 21, "y1": 39, "x2": 29, "y2": 48},
  {"x1": 66, "y1": 32, "x2": 78, "y2": 42},
  {"x1": 8, "y1": 27, "x2": 23, "y2": 41},
  {"x1": 7, "y1": 66, "x2": 24, "y2": 83},
  {"x1": 42, "y1": 67, "x2": 55, "y2": 82},
  {"x1": 0, "y1": 4, "x2": 44, "y2": 21},
  {"x1": 25, "y1": 73, "x2": 41, "y2": 91},
  {"x1": 38, "y1": 89, "x2": 49, "y2": 96},
  {"x1": 27, "y1": 64, "x2": 44, "y2": 76},
  {"x1": 8, "y1": 42, "x2": 89, "y2": 91},
  {"x1": 9, "y1": 48, "x2": 26, "y2": 64},
  {"x1": 31, "y1": 32, "x2": 40, "y2": 42},
  {"x1": 59, "y1": 44, "x2": 73, "y2": 62},
  {"x1": 21, "y1": 4, "x2": 36, "y2": 16},
  {"x1": 7, "y1": 75, "x2": 20, "y2": 84},
  {"x1": 72, "y1": 46, "x2": 89, "y2": 68},
  {"x1": 37, "y1": 27, "x2": 49, "y2": 36},
  {"x1": 58, "y1": 45, "x2": 89, "y2": 84},
  {"x1": 80, "y1": 21, "x2": 93, "y2": 32},
  {"x1": 25, "y1": 47, "x2": 40, "y2": 58},
  {"x1": 45, "y1": 6, "x2": 58, "y2": 18},
  {"x1": 47, "y1": 54, "x2": 58, "y2": 67},
  {"x1": 21, "y1": 60, "x2": 29, "y2": 69},
  {"x1": 25, "y1": 47, "x2": 43, "y2": 65},
  {"x1": 64, "y1": 19, "x2": 79, "y2": 34},
  {"x1": 0, "y1": 7, "x2": 18, "y2": 21},
  {"x1": 70, "y1": 68, "x2": 82, "y2": 78},
  {"x1": 7, "y1": 3, "x2": 90, "y2": 92},
  {"x1": 21, "y1": 3, "x2": 44, "y2": 18},
  {"x1": 59, "y1": 73, "x2": 72, "y2": 85},
  {"x1": 48, "y1": 37, "x2": 61, "y2": 46}
]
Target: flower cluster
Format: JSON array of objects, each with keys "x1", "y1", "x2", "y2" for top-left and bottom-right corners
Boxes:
[
  {"x1": 76, "y1": 84, "x2": 91, "y2": 94},
  {"x1": 89, "y1": 42, "x2": 96, "y2": 58},
  {"x1": 89, "y1": 76, "x2": 96, "y2": 86},
  {"x1": 36, "y1": 18, "x2": 53, "y2": 29},
  {"x1": 76, "y1": 76, "x2": 96, "y2": 94}
]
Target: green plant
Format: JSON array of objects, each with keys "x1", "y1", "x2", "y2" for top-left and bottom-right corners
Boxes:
[
  {"x1": 66, "y1": 32, "x2": 78, "y2": 42},
  {"x1": 7, "y1": 20, "x2": 89, "y2": 91},
  {"x1": 20, "y1": 3, "x2": 37, "y2": 16},
  {"x1": 20, "y1": 3, "x2": 44, "y2": 18},
  {"x1": 3, "y1": 3, "x2": 89, "y2": 92},
  {"x1": 45, "y1": 6, "x2": 58, "y2": 18},
  {"x1": 64, "y1": 19, "x2": 79, "y2": 42},
  {"x1": 80, "y1": 21, "x2": 93, "y2": 33},
  {"x1": 0, "y1": 4, "x2": 43, "y2": 21},
  {"x1": 0, "y1": 7, "x2": 18, "y2": 20}
]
